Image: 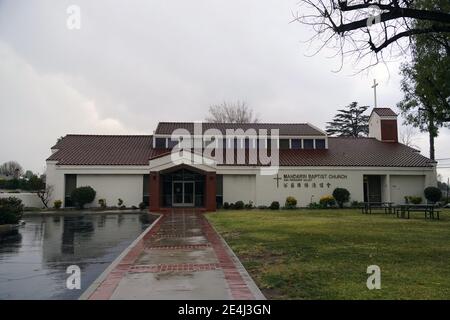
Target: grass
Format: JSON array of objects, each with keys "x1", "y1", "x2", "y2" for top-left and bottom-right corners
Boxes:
[{"x1": 206, "y1": 208, "x2": 450, "y2": 300}]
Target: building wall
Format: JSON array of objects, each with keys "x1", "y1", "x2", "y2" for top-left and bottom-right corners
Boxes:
[
  {"x1": 0, "y1": 192, "x2": 43, "y2": 208},
  {"x1": 254, "y1": 169, "x2": 364, "y2": 207},
  {"x1": 46, "y1": 160, "x2": 437, "y2": 209},
  {"x1": 368, "y1": 113, "x2": 381, "y2": 140},
  {"x1": 76, "y1": 174, "x2": 143, "y2": 208},
  {"x1": 45, "y1": 162, "x2": 149, "y2": 208},
  {"x1": 223, "y1": 174, "x2": 256, "y2": 204},
  {"x1": 221, "y1": 167, "x2": 436, "y2": 207},
  {"x1": 390, "y1": 175, "x2": 426, "y2": 204}
]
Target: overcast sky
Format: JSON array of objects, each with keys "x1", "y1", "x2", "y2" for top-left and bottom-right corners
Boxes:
[{"x1": 0, "y1": 0, "x2": 449, "y2": 181}]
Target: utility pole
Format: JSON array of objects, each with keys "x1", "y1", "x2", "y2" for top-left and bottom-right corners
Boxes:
[{"x1": 447, "y1": 177, "x2": 449, "y2": 202}]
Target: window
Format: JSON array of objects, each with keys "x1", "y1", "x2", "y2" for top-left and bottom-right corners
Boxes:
[
  {"x1": 279, "y1": 139, "x2": 290, "y2": 150},
  {"x1": 168, "y1": 138, "x2": 179, "y2": 148},
  {"x1": 155, "y1": 137, "x2": 166, "y2": 148},
  {"x1": 291, "y1": 139, "x2": 301, "y2": 149},
  {"x1": 315, "y1": 139, "x2": 326, "y2": 149},
  {"x1": 303, "y1": 139, "x2": 314, "y2": 149}
]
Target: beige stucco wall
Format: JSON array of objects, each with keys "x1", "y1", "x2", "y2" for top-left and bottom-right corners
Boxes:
[
  {"x1": 0, "y1": 192, "x2": 43, "y2": 208},
  {"x1": 220, "y1": 167, "x2": 437, "y2": 207},
  {"x1": 390, "y1": 175, "x2": 426, "y2": 204},
  {"x1": 46, "y1": 159, "x2": 437, "y2": 208},
  {"x1": 45, "y1": 162, "x2": 149, "y2": 208},
  {"x1": 368, "y1": 112, "x2": 382, "y2": 140},
  {"x1": 223, "y1": 174, "x2": 256, "y2": 204},
  {"x1": 254, "y1": 169, "x2": 364, "y2": 207},
  {"x1": 76, "y1": 174, "x2": 143, "y2": 208}
]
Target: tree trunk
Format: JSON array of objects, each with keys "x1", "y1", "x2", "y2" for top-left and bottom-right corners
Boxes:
[{"x1": 429, "y1": 131, "x2": 435, "y2": 161}]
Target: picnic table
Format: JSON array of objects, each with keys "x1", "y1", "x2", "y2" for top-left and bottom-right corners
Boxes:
[
  {"x1": 361, "y1": 202, "x2": 394, "y2": 214},
  {"x1": 395, "y1": 204, "x2": 440, "y2": 220}
]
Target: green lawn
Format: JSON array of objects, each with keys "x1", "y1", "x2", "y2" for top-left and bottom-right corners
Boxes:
[{"x1": 206, "y1": 209, "x2": 450, "y2": 300}]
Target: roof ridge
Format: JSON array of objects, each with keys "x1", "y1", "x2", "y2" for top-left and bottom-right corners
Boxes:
[
  {"x1": 64, "y1": 134, "x2": 152, "y2": 137},
  {"x1": 156, "y1": 122, "x2": 310, "y2": 125}
]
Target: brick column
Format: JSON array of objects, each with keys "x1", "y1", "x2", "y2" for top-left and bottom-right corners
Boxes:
[
  {"x1": 205, "y1": 172, "x2": 216, "y2": 212},
  {"x1": 149, "y1": 171, "x2": 160, "y2": 212}
]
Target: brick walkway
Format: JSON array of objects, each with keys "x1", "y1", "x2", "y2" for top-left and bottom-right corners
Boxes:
[{"x1": 81, "y1": 209, "x2": 264, "y2": 300}]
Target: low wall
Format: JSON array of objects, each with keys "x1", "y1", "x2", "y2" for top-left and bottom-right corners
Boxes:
[{"x1": 0, "y1": 192, "x2": 44, "y2": 208}]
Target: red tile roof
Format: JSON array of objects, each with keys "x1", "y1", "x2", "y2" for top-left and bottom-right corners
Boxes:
[
  {"x1": 48, "y1": 135, "x2": 154, "y2": 166},
  {"x1": 155, "y1": 122, "x2": 325, "y2": 136},
  {"x1": 372, "y1": 108, "x2": 398, "y2": 117},
  {"x1": 278, "y1": 137, "x2": 432, "y2": 167},
  {"x1": 48, "y1": 135, "x2": 433, "y2": 168}
]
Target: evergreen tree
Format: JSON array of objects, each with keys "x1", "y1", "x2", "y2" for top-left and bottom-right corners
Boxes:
[
  {"x1": 326, "y1": 102, "x2": 369, "y2": 137},
  {"x1": 397, "y1": 9, "x2": 450, "y2": 160}
]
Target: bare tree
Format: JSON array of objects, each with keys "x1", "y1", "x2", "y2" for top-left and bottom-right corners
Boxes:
[
  {"x1": 206, "y1": 101, "x2": 259, "y2": 123},
  {"x1": 37, "y1": 185, "x2": 54, "y2": 209},
  {"x1": 400, "y1": 126, "x2": 420, "y2": 150},
  {"x1": 0, "y1": 161, "x2": 24, "y2": 179},
  {"x1": 292, "y1": 0, "x2": 450, "y2": 71}
]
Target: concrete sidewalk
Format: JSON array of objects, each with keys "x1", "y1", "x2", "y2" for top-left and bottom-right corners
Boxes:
[{"x1": 80, "y1": 209, "x2": 265, "y2": 300}]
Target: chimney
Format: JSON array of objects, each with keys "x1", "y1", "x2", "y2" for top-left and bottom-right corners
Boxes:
[{"x1": 368, "y1": 108, "x2": 398, "y2": 142}]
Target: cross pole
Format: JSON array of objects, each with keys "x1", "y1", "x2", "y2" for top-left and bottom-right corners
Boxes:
[{"x1": 371, "y1": 79, "x2": 379, "y2": 108}]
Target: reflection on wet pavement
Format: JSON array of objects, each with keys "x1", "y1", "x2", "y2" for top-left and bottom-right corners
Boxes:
[{"x1": 0, "y1": 212, "x2": 157, "y2": 300}]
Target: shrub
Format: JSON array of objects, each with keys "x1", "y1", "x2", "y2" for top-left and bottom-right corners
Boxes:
[
  {"x1": 119, "y1": 205, "x2": 127, "y2": 210},
  {"x1": 350, "y1": 200, "x2": 360, "y2": 208},
  {"x1": 131, "y1": 205, "x2": 138, "y2": 210},
  {"x1": 269, "y1": 201, "x2": 280, "y2": 210},
  {"x1": 223, "y1": 202, "x2": 230, "y2": 209},
  {"x1": 308, "y1": 202, "x2": 323, "y2": 209},
  {"x1": 332, "y1": 188, "x2": 350, "y2": 208},
  {"x1": 98, "y1": 198, "x2": 107, "y2": 209},
  {"x1": 285, "y1": 196, "x2": 297, "y2": 209},
  {"x1": 139, "y1": 202, "x2": 146, "y2": 211},
  {"x1": 319, "y1": 195, "x2": 335, "y2": 208},
  {"x1": 117, "y1": 198, "x2": 124, "y2": 207},
  {"x1": 229, "y1": 203, "x2": 235, "y2": 209},
  {"x1": 244, "y1": 201, "x2": 254, "y2": 209},
  {"x1": 257, "y1": 205, "x2": 268, "y2": 209},
  {"x1": 0, "y1": 197, "x2": 24, "y2": 224},
  {"x1": 71, "y1": 186, "x2": 96, "y2": 209},
  {"x1": 424, "y1": 186, "x2": 442, "y2": 204},
  {"x1": 406, "y1": 196, "x2": 422, "y2": 204},
  {"x1": 234, "y1": 201, "x2": 244, "y2": 210},
  {"x1": 54, "y1": 200, "x2": 62, "y2": 209}
]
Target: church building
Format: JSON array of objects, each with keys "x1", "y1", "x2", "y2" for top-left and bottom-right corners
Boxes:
[{"x1": 45, "y1": 108, "x2": 437, "y2": 211}]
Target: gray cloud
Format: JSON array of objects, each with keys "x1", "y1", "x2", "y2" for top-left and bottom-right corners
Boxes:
[{"x1": 0, "y1": 0, "x2": 448, "y2": 179}]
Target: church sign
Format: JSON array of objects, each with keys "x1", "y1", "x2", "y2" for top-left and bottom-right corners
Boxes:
[{"x1": 273, "y1": 173, "x2": 348, "y2": 189}]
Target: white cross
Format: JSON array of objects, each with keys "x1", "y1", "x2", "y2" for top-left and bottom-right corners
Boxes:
[{"x1": 371, "y1": 79, "x2": 378, "y2": 108}]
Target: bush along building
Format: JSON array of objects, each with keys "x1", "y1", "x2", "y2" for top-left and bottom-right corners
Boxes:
[{"x1": 45, "y1": 108, "x2": 437, "y2": 211}]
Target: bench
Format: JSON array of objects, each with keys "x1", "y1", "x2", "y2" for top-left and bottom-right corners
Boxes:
[
  {"x1": 396, "y1": 204, "x2": 440, "y2": 220},
  {"x1": 361, "y1": 202, "x2": 394, "y2": 214}
]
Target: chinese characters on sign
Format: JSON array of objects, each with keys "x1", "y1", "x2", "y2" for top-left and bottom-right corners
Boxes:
[{"x1": 275, "y1": 173, "x2": 348, "y2": 189}]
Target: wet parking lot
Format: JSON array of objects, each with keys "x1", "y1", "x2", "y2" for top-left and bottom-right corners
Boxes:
[{"x1": 0, "y1": 212, "x2": 157, "y2": 299}]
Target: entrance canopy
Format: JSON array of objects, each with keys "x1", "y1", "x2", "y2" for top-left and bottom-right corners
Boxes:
[{"x1": 149, "y1": 164, "x2": 217, "y2": 212}]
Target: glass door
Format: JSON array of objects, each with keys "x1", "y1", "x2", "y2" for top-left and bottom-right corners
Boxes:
[
  {"x1": 183, "y1": 182, "x2": 194, "y2": 206},
  {"x1": 172, "y1": 181, "x2": 195, "y2": 206},
  {"x1": 173, "y1": 181, "x2": 183, "y2": 205}
]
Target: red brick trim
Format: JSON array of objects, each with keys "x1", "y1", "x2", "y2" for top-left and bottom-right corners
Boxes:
[
  {"x1": 129, "y1": 263, "x2": 221, "y2": 273},
  {"x1": 198, "y1": 214, "x2": 255, "y2": 300},
  {"x1": 145, "y1": 244, "x2": 211, "y2": 250}
]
